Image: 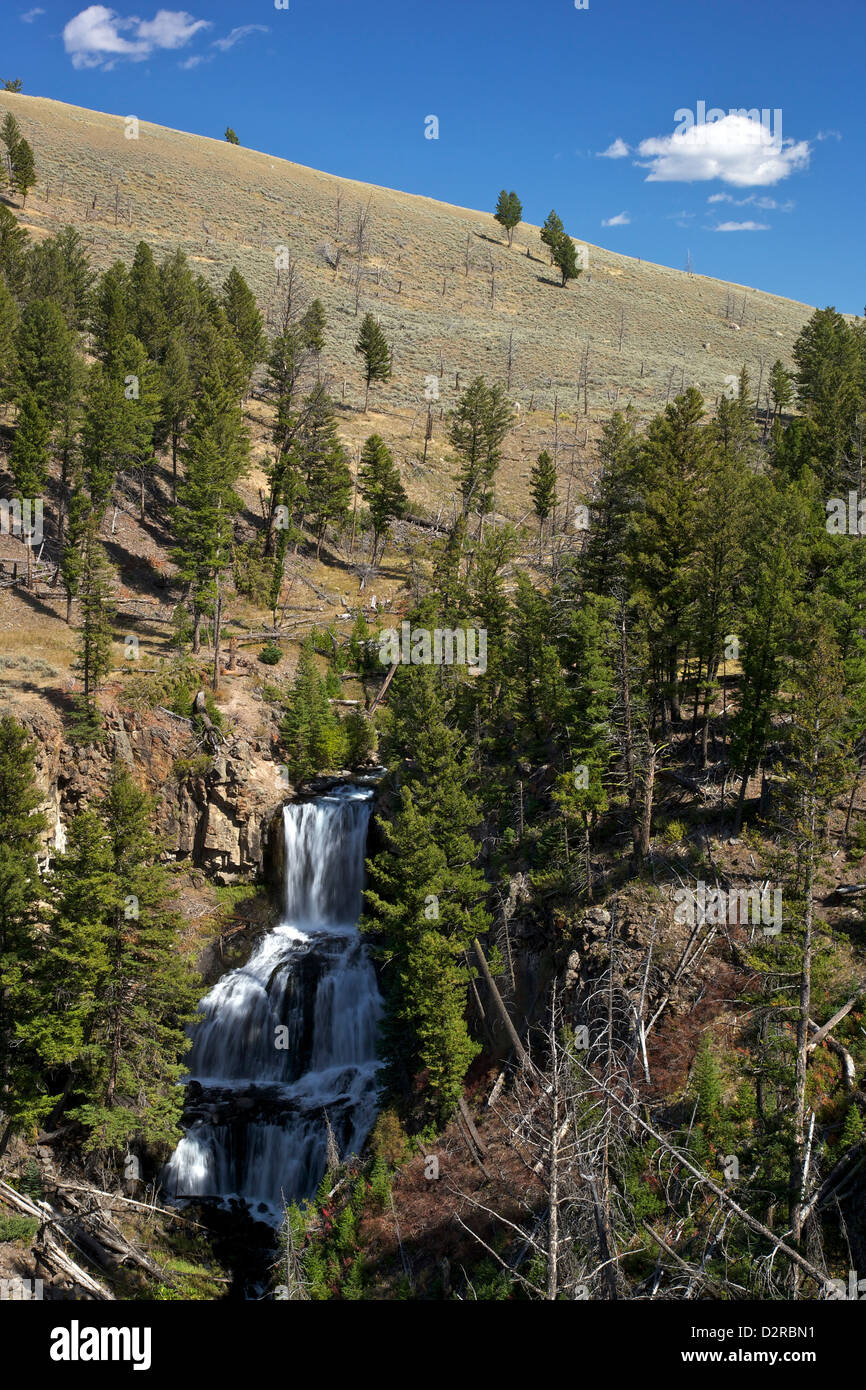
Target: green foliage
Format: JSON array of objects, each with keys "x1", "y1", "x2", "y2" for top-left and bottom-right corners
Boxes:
[
  {"x1": 281, "y1": 644, "x2": 347, "y2": 783},
  {"x1": 0, "y1": 1214, "x2": 38, "y2": 1243},
  {"x1": 355, "y1": 313, "x2": 392, "y2": 410},
  {"x1": 224, "y1": 127, "x2": 240, "y2": 144},
  {"x1": 259, "y1": 643, "x2": 284, "y2": 666},
  {"x1": 358, "y1": 433, "x2": 407, "y2": 564},
  {"x1": 494, "y1": 189, "x2": 522, "y2": 245}
]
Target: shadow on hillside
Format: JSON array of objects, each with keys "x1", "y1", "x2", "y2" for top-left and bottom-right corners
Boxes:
[{"x1": 102, "y1": 538, "x2": 169, "y2": 599}]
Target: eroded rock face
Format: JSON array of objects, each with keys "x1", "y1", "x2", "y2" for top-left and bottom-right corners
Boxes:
[{"x1": 18, "y1": 707, "x2": 289, "y2": 884}]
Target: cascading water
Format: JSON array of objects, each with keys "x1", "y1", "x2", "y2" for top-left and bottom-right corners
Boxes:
[{"x1": 164, "y1": 785, "x2": 381, "y2": 1222}]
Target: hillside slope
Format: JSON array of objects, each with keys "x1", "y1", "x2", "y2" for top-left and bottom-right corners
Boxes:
[{"x1": 1, "y1": 91, "x2": 813, "y2": 424}]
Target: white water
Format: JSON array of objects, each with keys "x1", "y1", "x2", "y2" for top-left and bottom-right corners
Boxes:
[{"x1": 163, "y1": 786, "x2": 381, "y2": 1220}]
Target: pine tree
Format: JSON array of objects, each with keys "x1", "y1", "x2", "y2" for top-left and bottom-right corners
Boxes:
[
  {"x1": 494, "y1": 189, "x2": 522, "y2": 246},
  {"x1": 0, "y1": 112, "x2": 22, "y2": 188},
  {"x1": 628, "y1": 389, "x2": 712, "y2": 727},
  {"x1": 769, "y1": 359, "x2": 793, "y2": 421},
  {"x1": 541, "y1": 210, "x2": 565, "y2": 264},
  {"x1": 0, "y1": 718, "x2": 48, "y2": 1155},
  {"x1": 580, "y1": 409, "x2": 641, "y2": 598},
  {"x1": 0, "y1": 203, "x2": 28, "y2": 297},
  {"x1": 116, "y1": 333, "x2": 160, "y2": 521},
  {"x1": 173, "y1": 374, "x2": 248, "y2": 650},
  {"x1": 75, "y1": 520, "x2": 114, "y2": 707},
  {"x1": 25, "y1": 226, "x2": 94, "y2": 331},
  {"x1": 10, "y1": 391, "x2": 49, "y2": 496},
  {"x1": 157, "y1": 332, "x2": 193, "y2": 501},
  {"x1": 222, "y1": 266, "x2": 266, "y2": 377},
  {"x1": 0, "y1": 276, "x2": 17, "y2": 411},
  {"x1": 224, "y1": 127, "x2": 240, "y2": 144},
  {"x1": 358, "y1": 433, "x2": 407, "y2": 565},
  {"x1": 364, "y1": 667, "x2": 489, "y2": 1120},
  {"x1": 296, "y1": 386, "x2": 351, "y2": 558},
  {"x1": 355, "y1": 313, "x2": 392, "y2": 412},
  {"x1": 128, "y1": 240, "x2": 165, "y2": 357},
  {"x1": 300, "y1": 298, "x2": 327, "y2": 368},
  {"x1": 13, "y1": 298, "x2": 74, "y2": 423},
  {"x1": 10, "y1": 139, "x2": 36, "y2": 207},
  {"x1": 46, "y1": 770, "x2": 200, "y2": 1153},
  {"x1": 552, "y1": 230, "x2": 580, "y2": 287},
  {"x1": 80, "y1": 364, "x2": 131, "y2": 515},
  {"x1": 91, "y1": 261, "x2": 130, "y2": 373},
  {"x1": 530, "y1": 449, "x2": 557, "y2": 560},
  {"x1": 450, "y1": 376, "x2": 513, "y2": 528},
  {"x1": 281, "y1": 644, "x2": 346, "y2": 782}
]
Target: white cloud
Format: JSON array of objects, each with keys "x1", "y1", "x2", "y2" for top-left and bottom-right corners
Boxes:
[
  {"x1": 213, "y1": 24, "x2": 268, "y2": 52},
  {"x1": 708, "y1": 192, "x2": 793, "y2": 211},
  {"x1": 178, "y1": 22, "x2": 269, "y2": 69},
  {"x1": 713, "y1": 221, "x2": 770, "y2": 232},
  {"x1": 602, "y1": 211, "x2": 630, "y2": 227},
  {"x1": 636, "y1": 113, "x2": 809, "y2": 187},
  {"x1": 598, "y1": 137, "x2": 629, "y2": 159},
  {"x1": 63, "y1": 6, "x2": 210, "y2": 69},
  {"x1": 816, "y1": 129, "x2": 842, "y2": 141},
  {"x1": 20, "y1": 7, "x2": 45, "y2": 21}
]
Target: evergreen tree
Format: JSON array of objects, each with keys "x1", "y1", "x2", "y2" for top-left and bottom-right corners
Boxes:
[
  {"x1": 297, "y1": 386, "x2": 352, "y2": 558},
  {"x1": 91, "y1": 261, "x2": 130, "y2": 374},
  {"x1": 173, "y1": 374, "x2": 248, "y2": 650},
  {"x1": 224, "y1": 127, "x2": 240, "y2": 144},
  {"x1": 75, "y1": 520, "x2": 114, "y2": 707},
  {"x1": 494, "y1": 189, "x2": 522, "y2": 246},
  {"x1": 0, "y1": 202, "x2": 28, "y2": 296},
  {"x1": 128, "y1": 240, "x2": 165, "y2": 357},
  {"x1": 13, "y1": 298, "x2": 74, "y2": 423},
  {"x1": 358, "y1": 433, "x2": 407, "y2": 565},
  {"x1": 46, "y1": 770, "x2": 200, "y2": 1153},
  {"x1": 355, "y1": 313, "x2": 392, "y2": 412},
  {"x1": 25, "y1": 226, "x2": 94, "y2": 331},
  {"x1": 628, "y1": 389, "x2": 711, "y2": 726},
  {"x1": 0, "y1": 276, "x2": 17, "y2": 411},
  {"x1": 300, "y1": 298, "x2": 327, "y2": 367},
  {"x1": 281, "y1": 644, "x2": 346, "y2": 782},
  {"x1": 80, "y1": 364, "x2": 131, "y2": 515},
  {"x1": 580, "y1": 409, "x2": 641, "y2": 598},
  {"x1": 10, "y1": 139, "x2": 36, "y2": 207},
  {"x1": 116, "y1": 333, "x2": 161, "y2": 521},
  {"x1": 364, "y1": 667, "x2": 490, "y2": 1121},
  {"x1": 0, "y1": 718, "x2": 48, "y2": 1155},
  {"x1": 10, "y1": 389, "x2": 49, "y2": 502},
  {"x1": 529, "y1": 449, "x2": 557, "y2": 560},
  {"x1": 222, "y1": 266, "x2": 266, "y2": 378},
  {"x1": 540, "y1": 209, "x2": 565, "y2": 263},
  {"x1": 769, "y1": 359, "x2": 793, "y2": 421},
  {"x1": 552, "y1": 230, "x2": 580, "y2": 287},
  {"x1": 157, "y1": 331, "x2": 193, "y2": 501},
  {"x1": 450, "y1": 376, "x2": 513, "y2": 528}
]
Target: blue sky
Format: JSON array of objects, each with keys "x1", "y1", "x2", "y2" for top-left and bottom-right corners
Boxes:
[{"x1": 6, "y1": 0, "x2": 864, "y2": 314}]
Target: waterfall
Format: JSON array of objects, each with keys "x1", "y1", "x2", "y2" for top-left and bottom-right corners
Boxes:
[{"x1": 163, "y1": 785, "x2": 381, "y2": 1222}]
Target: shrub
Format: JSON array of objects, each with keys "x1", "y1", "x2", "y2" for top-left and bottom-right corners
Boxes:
[
  {"x1": 0, "y1": 1215, "x2": 39, "y2": 1243},
  {"x1": 258, "y1": 643, "x2": 283, "y2": 666}
]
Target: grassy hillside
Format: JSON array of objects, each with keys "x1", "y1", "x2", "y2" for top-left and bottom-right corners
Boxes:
[{"x1": 1, "y1": 90, "x2": 813, "y2": 429}]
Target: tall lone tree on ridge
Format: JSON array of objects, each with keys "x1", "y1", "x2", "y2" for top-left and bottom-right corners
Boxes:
[
  {"x1": 355, "y1": 313, "x2": 392, "y2": 412},
  {"x1": 494, "y1": 189, "x2": 523, "y2": 247},
  {"x1": 541, "y1": 209, "x2": 565, "y2": 264}
]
